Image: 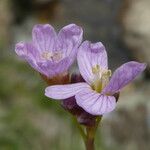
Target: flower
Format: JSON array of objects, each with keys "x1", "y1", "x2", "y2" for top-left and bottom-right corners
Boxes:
[
  {"x1": 61, "y1": 73, "x2": 97, "y2": 126},
  {"x1": 15, "y1": 24, "x2": 83, "y2": 79},
  {"x1": 45, "y1": 41, "x2": 146, "y2": 115}
]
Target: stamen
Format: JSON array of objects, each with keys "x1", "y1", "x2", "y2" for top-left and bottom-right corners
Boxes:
[
  {"x1": 52, "y1": 51, "x2": 63, "y2": 61},
  {"x1": 101, "y1": 69, "x2": 111, "y2": 89},
  {"x1": 92, "y1": 65, "x2": 111, "y2": 93},
  {"x1": 41, "y1": 50, "x2": 63, "y2": 61},
  {"x1": 41, "y1": 51, "x2": 53, "y2": 60},
  {"x1": 92, "y1": 65, "x2": 100, "y2": 74},
  {"x1": 103, "y1": 69, "x2": 111, "y2": 77}
]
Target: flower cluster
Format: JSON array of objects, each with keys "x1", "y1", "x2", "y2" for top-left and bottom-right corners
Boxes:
[{"x1": 15, "y1": 23, "x2": 146, "y2": 125}]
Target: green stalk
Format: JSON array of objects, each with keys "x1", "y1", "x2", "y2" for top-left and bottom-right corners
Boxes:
[
  {"x1": 85, "y1": 116, "x2": 102, "y2": 150},
  {"x1": 73, "y1": 116, "x2": 102, "y2": 150}
]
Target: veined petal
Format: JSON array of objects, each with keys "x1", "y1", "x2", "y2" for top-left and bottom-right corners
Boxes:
[
  {"x1": 45, "y1": 83, "x2": 90, "y2": 100},
  {"x1": 37, "y1": 57, "x2": 70, "y2": 78},
  {"x1": 103, "y1": 61, "x2": 146, "y2": 95},
  {"x1": 77, "y1": 41, "x2": 108, "y2": 84},
  {"x1": 75, "y1": 88, "x2": 116, "y2": 115},
  {"x1": 32, "y1": 24, "x2": 56, "y2": 52},
  {"x1": 15, "y1": 42, "x2": 38, "y2": 58},
  {"x1": 57, "y1": 24, "x2": 83, "y2": 60},
  {"x1": 36, "y1": 61, "x2": 56, "y2": 77},
  {"x1": 15, "y1": 42, "x2": 42, "y2": 72}
]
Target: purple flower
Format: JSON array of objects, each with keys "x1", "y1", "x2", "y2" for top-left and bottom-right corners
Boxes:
[
  {"x1": 45, "y1": 41, "x2": 146, "y2": 115},
  {"x1": 61, "y1": 73, "x2": 97, "y2": 126},
  {"x1": 15, "y1": 24, "x2": 83, "y2": 78}
]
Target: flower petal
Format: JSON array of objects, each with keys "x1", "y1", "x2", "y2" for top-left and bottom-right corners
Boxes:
[
  {"x1": 103, "y1": 61, "x2": 147, "y2": 95},
  {"x1": 32, "y1": 24, "x2": 56, "y2": 52},
  {"x1": 57, "y1": 24, "x2": 83, "y2": 61},
  {"x1": 75, "y1": 87, "x2": 116, "y2": 115},
  {"x1": 15, "y1": 42, "x2": 43, "y2": 73},
  {"x1": 45, "y1": 83, "x2": 90, "y2": 100},
  {"x1": 37, "y1": 57, "x2": 70, "y2": 78},
  {"x1": 77, "y1": 41, "x2": 108, "y2": 84}
]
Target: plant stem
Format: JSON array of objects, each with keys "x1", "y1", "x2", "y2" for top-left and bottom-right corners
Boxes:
[
  {"x1": 85, "y1": 137, "x2": 94, "y2": 150},
  {"x1": 86, "y1": 127, "x2": 95, "y2": 150},
  {"x1": 85, "y1": 116, "x2": 102, "y2": 150},
  {"x1": 73, "y1": 116, "x2": 102, "y2": 150}
]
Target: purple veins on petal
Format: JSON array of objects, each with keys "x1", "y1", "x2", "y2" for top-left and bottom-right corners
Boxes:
[
  {"x1": 57, "y1": 24, "x2": 83, "y2": 64},
  {"x1": 15, "y1": 24, "x2": 83, "y2": 78},
  {"x1": 75, "y1": 87, "x2": 116, "y2": 115},
  {"x1": 103, "y1": 61, "x2": 147, "y2": 95},
  {"x1": 32, "y1": 24, "x2": 56, "y2": 52},
  {"x1": 45, "y1": 83, "x2": 90, "y2": 100},
  {"x1": 77, "y1": 41, "x2": 108, "y2": 85},
  {"x1": 15, "y1": 42, "x2": 43, "y2": 73}
]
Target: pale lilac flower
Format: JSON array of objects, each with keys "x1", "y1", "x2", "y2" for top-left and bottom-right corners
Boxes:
[
  {"x1": 61, "y1": 73, "x2": 96, "y2": 126},
  {"x1": 45, "y1": 41, "x2": 146, "y2": 115},
  {"x1": 15, "y1": 24, "x2": 83, "y2": 78}
]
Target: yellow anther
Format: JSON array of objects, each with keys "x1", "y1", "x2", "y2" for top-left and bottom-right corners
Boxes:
[
  {"x1": 103, "y1": 69, "x2": 111, "y2": 77},
  {"x1": 92, "y1": 65, "x2": 100, "y2": 74}
]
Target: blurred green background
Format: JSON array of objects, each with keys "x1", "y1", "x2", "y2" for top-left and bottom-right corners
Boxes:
[{"x1": 0, "y1": 0, "x2": 150, "y2": 150}]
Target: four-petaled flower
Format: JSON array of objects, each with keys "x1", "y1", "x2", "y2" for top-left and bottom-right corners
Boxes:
[
  {"x1": 45, "y1": 41, "x2": 146, "y2": 115},
  {"x1": 15, "y1": 24, "x2": 83, "y2": 78}
]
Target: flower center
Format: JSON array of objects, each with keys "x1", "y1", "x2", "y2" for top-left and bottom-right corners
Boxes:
[
  {"x1": 92, "y1": 65, "x2": 111, "y2": 93},
  {"x1": 41, "y1": 50, "x2": 63, "y2": 62}
]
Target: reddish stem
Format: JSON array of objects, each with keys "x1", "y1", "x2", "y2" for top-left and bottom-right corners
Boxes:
[
  {"x1": 85, "y1": 116, "x2": 102, "y2": 150},
  {"x1": 85, "y1": 137, "x2": 95, "y2": 150}
]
